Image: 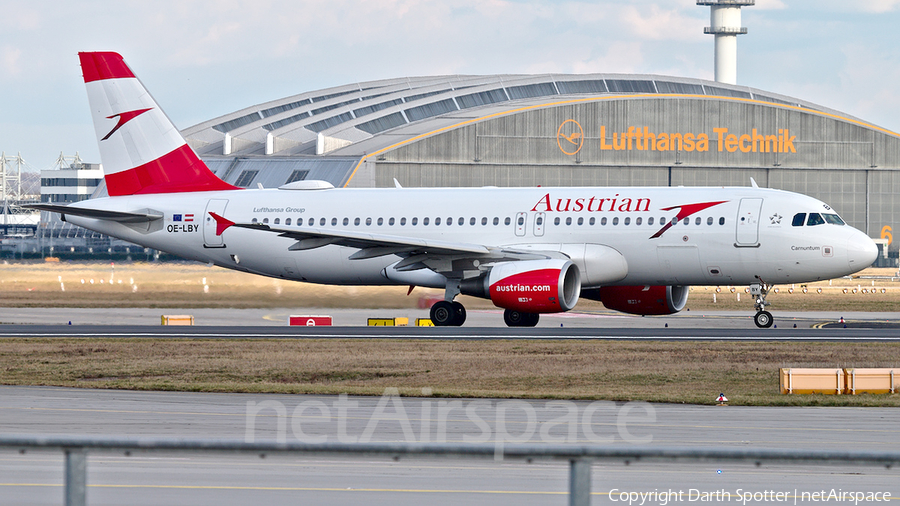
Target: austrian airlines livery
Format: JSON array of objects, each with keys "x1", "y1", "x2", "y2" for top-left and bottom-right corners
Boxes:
[{"x1": 30, "y1": 52, "x2": 878, "y2": 328}]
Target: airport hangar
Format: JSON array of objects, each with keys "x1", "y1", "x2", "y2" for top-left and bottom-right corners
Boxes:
[{"x1": 180, "y1": 73, "x2": 900, "y2": 257}]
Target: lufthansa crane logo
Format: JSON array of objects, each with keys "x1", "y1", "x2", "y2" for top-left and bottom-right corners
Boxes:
[{"x1": 557, "y1": 119, "x2": 584, "y2": 156}]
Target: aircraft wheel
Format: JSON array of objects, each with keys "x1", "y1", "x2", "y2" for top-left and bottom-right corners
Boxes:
[
  {"x1": 431, "y1": 301, "x2": 457, "y2": 326},
  {"x1": 451, "y1": 301, "x2": 467, "y2": 326},
  {"x1": 504, "y1": 309, "x2": 539, "y2": 327},
  {"x1": 754, "y1": 310, "x2": 773, "y2": 328}
]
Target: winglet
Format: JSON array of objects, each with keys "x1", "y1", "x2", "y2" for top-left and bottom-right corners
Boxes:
[{"x1": 209, "y1": 212, "x2": 235, "y2": 236}]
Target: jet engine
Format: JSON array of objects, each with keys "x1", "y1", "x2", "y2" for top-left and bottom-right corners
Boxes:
[
  {"x1": 581, "y1": 285, "x2": 689, "y2": 315},
  {"x1": 461, "y1": 259, "x2": 581, "y2": 313}
]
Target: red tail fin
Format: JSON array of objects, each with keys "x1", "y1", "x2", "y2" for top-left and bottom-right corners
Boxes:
[{"x1": 79, "y1": 52, "x2": 238, "y2": 196}]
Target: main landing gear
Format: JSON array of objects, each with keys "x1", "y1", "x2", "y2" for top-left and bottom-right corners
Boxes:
[
  {"x1": 430, "y1": 300, "x2": 467, "y2": 326},
  {"x1": 428, "y1": 279, "x2": 540, "y2": 327},
  {"x1": 503, "y1": 309, "x2": 540, "y2": 327},
  {"x1": 750, "y1": 281, "x2": 773, "y2": 328}
]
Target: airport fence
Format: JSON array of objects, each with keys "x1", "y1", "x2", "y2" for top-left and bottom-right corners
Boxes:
[{"x1": 1, "y1": 435, "x2": 899, "y2": 506}]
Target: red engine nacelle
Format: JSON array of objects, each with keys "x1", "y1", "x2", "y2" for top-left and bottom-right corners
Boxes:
[
  {"x1": 460, "y1": 259, "x2": 581, "y2": 313},
  {"x1": 581, "y1": 285, "x2": 689, "y2": 315}
]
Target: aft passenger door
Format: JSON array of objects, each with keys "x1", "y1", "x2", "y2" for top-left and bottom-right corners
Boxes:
[
  {"x1": 735, "y1": 198, "x2": 762, "y2": 247},
  {"x1": 203, "y1": 199, "x2": 229, "y2": 248}
]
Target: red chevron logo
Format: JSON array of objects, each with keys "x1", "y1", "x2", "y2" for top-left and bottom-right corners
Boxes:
[
  {"x1": 650, "y1": 200, "x2": 728, "y2": 239},
  {"x1": 102, "y1": 108, "x2": 152, "y2": 141}
]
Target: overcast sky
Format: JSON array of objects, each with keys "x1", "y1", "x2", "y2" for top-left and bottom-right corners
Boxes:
[{"x1": 2, "y1": 0, "x2": 899, "y2": 170}]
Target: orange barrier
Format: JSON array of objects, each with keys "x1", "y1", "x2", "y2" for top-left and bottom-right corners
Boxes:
[
  {"x1": 845, "y1": 368, "x2": 897, "y2": 394},
  {"x1": 161, "y1": 315, "x2": 194, "y2": 326},
  {"x1": 781, "y1": 368, "x2": 898, "y2": 395},
  {"x1": 780, "y1": 368, "x2": 844, "y2": 395}
]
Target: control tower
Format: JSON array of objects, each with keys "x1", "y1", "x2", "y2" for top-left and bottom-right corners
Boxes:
[{"x1": 697, "y1": 0, "x2": 754, "y2": 85}]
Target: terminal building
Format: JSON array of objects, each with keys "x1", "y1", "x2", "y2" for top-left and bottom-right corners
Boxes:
[{"x1": 180, "y1": 73, "x2": 900, "y2": 258}]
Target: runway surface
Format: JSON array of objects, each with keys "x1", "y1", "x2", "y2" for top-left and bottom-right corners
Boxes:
[
  {"x1": 1, "y1": 308, "x2": 900, "y2": 340},
  {"x1": 1, "y1": 387, "x2": 898, "y2": 505}
]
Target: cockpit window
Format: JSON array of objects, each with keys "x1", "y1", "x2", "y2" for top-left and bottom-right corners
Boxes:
[
  {"x1": 823, "y1": 214, "x2": 845, "y2": 225},
  {"x1": 806, "y1": 213, "x2": 825, "y2": 226},
  {"x1": 792, "y1": 213, "x2": 806, "y2": 227}
]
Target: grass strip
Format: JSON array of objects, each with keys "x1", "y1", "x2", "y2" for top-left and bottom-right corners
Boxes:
[{"x1": 1, "y1": 338, "x2": 898, "y2": 406}]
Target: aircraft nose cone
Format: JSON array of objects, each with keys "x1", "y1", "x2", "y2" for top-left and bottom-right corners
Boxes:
[{"x1": 847, "y1": 232, "x2": 878, "y2": 271}]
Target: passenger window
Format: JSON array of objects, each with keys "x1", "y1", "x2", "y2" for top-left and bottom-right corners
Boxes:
[
  {"x1": 517, "y1": 216, "x2": 524, "y2": 226},
  {"x1": 482, "y1": 217, "x2": 488, "y2": 225},
  {"x1": 807, "y1": 213, "x2": 825, "y2": 226},
  {"x1": 554, "y1": 217, "x2": 561, "y2": 225},
  {"x1": 719, "y1": 217, "x2": 725, "y2": 225},
  {"x1": 446, "y1": 217, "x2": 452, "y2": 226},
  {"x1": 389, "y1": 217, "x2": 395, "y2": 226},
  {"x1": 308, "y1": 218, "x2": 314, "y2": 226},
  {"x1": 577, "y1": 217, "x2": 583, "y2": 226},
  {"x1": 343, "y1": 218, "x2": 349, "y2": 226},
  {"x1": 682, "y1": 218, "x2": 689, "y2": 225},
  {"x1": 286, "y1": 218, "x2": 292, "y2": 226},
  {"x1": 400, "y1": 217, "x2": 407, "y2": 225},
  {"x1": 695, "y1": 217, "x2": 701, "y2": 225},
  {"x1": 505, "y1": 217, "x2": 511, "y2": 226},
  {"x1": 565, "y1": 217, "x2": 572, "y2": 225},
  {"x1": 624, "y1": 217, "x2": 630, "y2": 225},
  {"x1": 601, "y1": 217, "x2": 607, "y2": 226},
  {"x1": 319, "y1": 218, "x2": 325, "y2": 226},
  {"x1": 365, "y1": 217, "x2": 372, "y2": 226},
  {"x1": 493, "y1": 217, "x2": 499, "y2": 226},
  {"x1": 332, "y1": 218, "x2": 338, "y2": 226},
  {"x1": 411, "y1": 217, "x2": 418, "y2": 225},
  {"x1": 263, "y1": 218, "x2": 269, "y2": 224},
  {"x1": 648, "y1": 217, "x2": 654, "y2": 226},
  {"x1": 706, "y1": 217, "x2": 712, "y2": 225},
  {"x1": 792, "y1": 213, "x2": 806, "y2": 227},
  {"x1": 636, "y1": 217, "x2": 642, "y2": 225},
  {"x1": 251, "y1": 218, "x2": 258, "y2": 224},
  {"x1": 470, "y1": 217, "x2": 477, "y2": 226},
  {"x1": 435, "y1": 217, "x2": 442, "y2": 225},
  {"x1": 377, "y1": 217, "x2": 383, "y2": 226},
  {"x1": 660, "y1": 217, "x2": 667, "y2": 225},
  {"x1": 459, "y1": 217, "x2": 465, "y2": 226},
  {"x1": 536, "y1": 216, "x2": 543, "y2": 226},
  {"x1": 423, "y1": 217, "x2": 430, "y2": 225},
  {"x1": 589, "y1": 217, "x2": 595, "y2": 225},
  {"x1": 274, "y1": 218, "x2": 280, "y2": 225},
  {"x1": 354, "y1": 217, "x2": 360, "y2": 226},
  {"x1": 612, "y1": 217, "x2": 619, "y2": 225}
]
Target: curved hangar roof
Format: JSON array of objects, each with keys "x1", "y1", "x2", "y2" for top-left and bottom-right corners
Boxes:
[{"x1": 182, "y1": 73, "x2": 898, "y2": 188}]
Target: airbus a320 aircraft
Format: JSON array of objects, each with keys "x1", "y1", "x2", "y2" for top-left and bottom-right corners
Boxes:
[{"x1": 29, "y1": 52, "x2": 878, "y2": 328}]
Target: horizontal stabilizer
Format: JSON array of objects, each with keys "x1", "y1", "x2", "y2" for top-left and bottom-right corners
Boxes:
[{"x1": 23, "y1": 204, "x2": 163, "y2": 223}]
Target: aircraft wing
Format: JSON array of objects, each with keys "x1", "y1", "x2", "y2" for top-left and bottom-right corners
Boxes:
[
  {"x1": 22, "y1": 204, "x2": 164, "y2": 224},
  {"x1": 229, "y1": 220, "x2": 491, "y2": 257},
  {"x1": 216, "y1": 215, "x2": 555, "y2": 265}
]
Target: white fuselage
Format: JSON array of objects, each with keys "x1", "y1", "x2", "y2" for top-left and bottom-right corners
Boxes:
[{"x1": 64, "y1": 185, "x2": 876, "y2": 291}]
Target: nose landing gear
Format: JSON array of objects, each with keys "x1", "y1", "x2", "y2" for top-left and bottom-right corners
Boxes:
[{"x1": 750, "y1": 280, "x2": 773, "y2": 328}]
